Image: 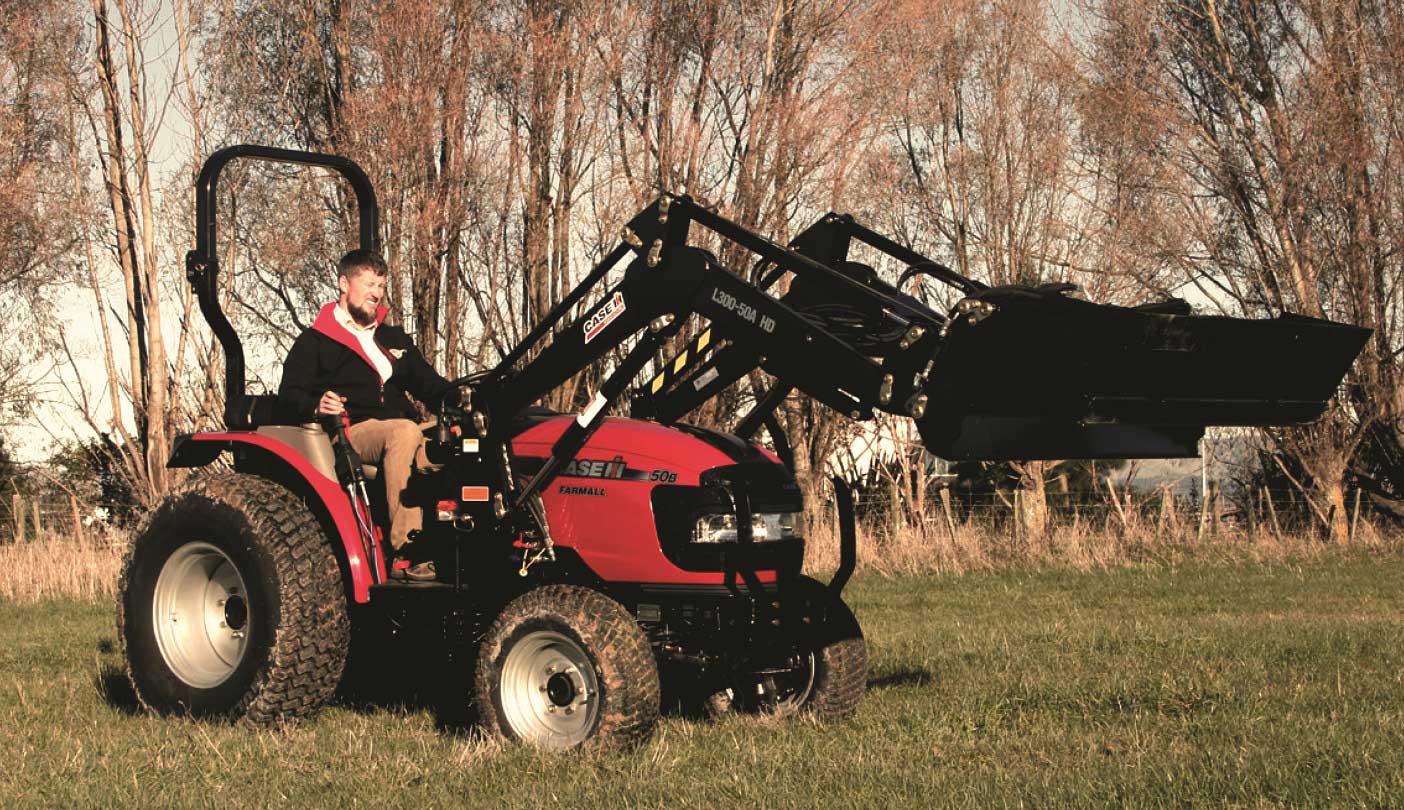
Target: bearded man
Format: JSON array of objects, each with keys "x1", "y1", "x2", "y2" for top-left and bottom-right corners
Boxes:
[{"x1": 279, "y1": 249, "x2": 457, "y2": 581}]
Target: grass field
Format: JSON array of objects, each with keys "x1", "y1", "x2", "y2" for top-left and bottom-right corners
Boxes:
[{"x1": 4, "y1": 554, "x2": 1404, "y2": 808}]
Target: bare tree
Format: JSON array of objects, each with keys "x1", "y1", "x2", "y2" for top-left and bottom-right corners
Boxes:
[
  {"x1": 0, "y1": 0, "x2": 86, "y2": 428},
  {"x1": 1082, "y1": 0, "x2": 1404, "y2": 541},
  {"x1": 883, "y1": 0, "x2": 1091, "y2": 537}
]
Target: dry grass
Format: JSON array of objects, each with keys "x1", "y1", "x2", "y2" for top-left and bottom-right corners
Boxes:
[
  {"x1": 803, "y1": 508, "x2": 1404, "y2": 578},
  {"x1": 2, "y1": 508, "x2": 1400, "y2": 604},
  {"x1": 0, "y1": 530, "x2": 127, "y2": 603}
]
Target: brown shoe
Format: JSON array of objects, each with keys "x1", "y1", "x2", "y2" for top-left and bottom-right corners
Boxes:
[{"x1": 390, "y1": 559, "x2": 437, "y2": 582}]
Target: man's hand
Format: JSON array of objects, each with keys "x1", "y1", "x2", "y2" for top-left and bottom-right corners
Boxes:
[{"x1": 317, "y1": 391, "x2": 348, "y2": 417}]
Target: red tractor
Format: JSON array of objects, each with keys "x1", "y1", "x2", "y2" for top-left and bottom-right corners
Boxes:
[{"x1": 118, "y1": 146, "x2": 1368, "y2": 749}]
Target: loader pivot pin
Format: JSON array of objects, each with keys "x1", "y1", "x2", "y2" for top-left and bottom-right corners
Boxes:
[{"x1": 898, "y1": 325, "x2": 926, "y2": 349}]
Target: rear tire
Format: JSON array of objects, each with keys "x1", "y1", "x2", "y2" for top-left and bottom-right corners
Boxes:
[
  {"x1": 117, "y1": 474, "x2": 349, "y2": 723},
  {"x1": 476, "y1": 585, "x2": 660, "y2": 750}
]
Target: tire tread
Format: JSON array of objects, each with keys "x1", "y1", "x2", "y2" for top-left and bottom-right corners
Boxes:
[
  {"x1": 475, "y1": 585, "x2": 660, "y2": 749},
  {"x1": 117, "y1": 474, "x2": 349, "y2": 724}
]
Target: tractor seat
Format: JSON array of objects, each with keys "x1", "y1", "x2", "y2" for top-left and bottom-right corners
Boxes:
[
  {"x1": 230, "y1": 395, "x2": 387, "y2": 481},
  {"x1": 252, "y1": 424, "x2": 338, "y2": 480},
  {"x1": 248, "y1": 424, "x2": 380, "y2": 482}
]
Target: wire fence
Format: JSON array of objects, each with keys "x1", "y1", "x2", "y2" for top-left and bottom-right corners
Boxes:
[
  {"x1": 1, "y1": 492, "x2": 121, "y2": 546},
  {"x1": 845, "y1": 482, "x2": 1368, "y2": 538},
  {"x1": 0, "y1": 480, "x2": 1364, "y2": 547}
]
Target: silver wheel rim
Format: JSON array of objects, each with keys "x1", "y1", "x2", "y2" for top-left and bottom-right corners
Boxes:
[
  {"x1": 773, "y1": 651, "x2": 818, "y2": 713},
  {"x1": 499, "y1": 630, "x2": 601, "y2": 749},
  {"x1": 152, "y1": 541, "x2": 251, "y2": 688}
]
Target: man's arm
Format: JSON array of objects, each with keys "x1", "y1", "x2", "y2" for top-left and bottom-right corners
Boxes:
[
  {"x1": 387, "y1": 329, "x2": 458, "y2": 407},
  {"x1": 278, "y1": 331, "x2": 326, "y2": 421}
]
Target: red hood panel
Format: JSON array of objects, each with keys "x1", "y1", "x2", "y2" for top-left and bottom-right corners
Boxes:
[
  {"x1": 511, "y1": 416, "x2": 738, "y2": 481},
  {"x1": 511, "y1": 415, "x2": 779, "y2": 585}
]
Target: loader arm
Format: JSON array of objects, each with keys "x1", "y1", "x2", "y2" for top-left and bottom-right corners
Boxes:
[
  {"x1": 470, "y1": 193, "x2": 1368, "y2": 524},
  {"x1": 625, "y1": 207, "x2": 1372, "y2": 462},
  {"x1": 631, "y1": 211, "x2": 974, "y2": 426},
  {"x1": 474, "y1": 196, "x2": 966, "y2": 514},
  {"x1": 480, "y1": 198, "x2": 946, "y2": 420}
]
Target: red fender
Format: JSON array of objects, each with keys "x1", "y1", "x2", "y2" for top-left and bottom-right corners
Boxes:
[{"x1": 175, "y1": 432, "x2": 381, "y2": 602}]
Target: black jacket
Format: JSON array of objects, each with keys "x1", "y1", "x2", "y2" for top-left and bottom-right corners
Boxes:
[{"x1": 278, "y1": 303, "x2": 455, "y2": 424}]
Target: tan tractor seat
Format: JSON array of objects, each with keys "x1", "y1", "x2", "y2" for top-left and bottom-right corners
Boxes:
[
  {"x1": 254, "y1": 424, "x2": 382, "y2": 482},
  {"x1": 255, "y1": 425, "x2": 337, "y2": 480}
]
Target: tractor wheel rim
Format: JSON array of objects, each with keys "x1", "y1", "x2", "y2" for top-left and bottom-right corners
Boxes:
[
  {"x1": 152, "y1": 541, "x2": 250, "y2": 688},
  {"x1": 768, "y1": 651, "x2": 818, "y2": 713},
  {"x1": 499, "y1": 630, "x2": 600, "y2": 749}
]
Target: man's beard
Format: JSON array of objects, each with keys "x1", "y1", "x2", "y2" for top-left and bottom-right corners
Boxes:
[{"x1": 348, "y1": 300, "x2": 377, "y2": 326}]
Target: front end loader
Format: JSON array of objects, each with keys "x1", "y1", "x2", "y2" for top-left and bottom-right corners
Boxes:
[{"x1": 117, "y1": 145, "x2": 1368, "y2": 750}]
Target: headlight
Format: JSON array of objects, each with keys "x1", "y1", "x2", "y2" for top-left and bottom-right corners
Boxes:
[{"x1": 692, "y1": 512, "x2": 797, "y2": 543}]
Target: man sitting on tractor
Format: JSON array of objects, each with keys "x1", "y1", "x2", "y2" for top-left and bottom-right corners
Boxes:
[{"x1": 278, "y1": 248, "x2": 457, "y2": 581}]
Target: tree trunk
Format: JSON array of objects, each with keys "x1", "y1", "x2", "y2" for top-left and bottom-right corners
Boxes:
[
  {"x1": 523, "y1": 1, "x2": 563, "y2": 374},
  {"x1": 116, "y1": 0, "x2": 170, "y2": 497},
  {"x1": 1321, "y1": 479, "x2": 1350, "y2": 544},
  {"x1": 1015, "y1": 460, "x2": 1049, "y2": 540}
]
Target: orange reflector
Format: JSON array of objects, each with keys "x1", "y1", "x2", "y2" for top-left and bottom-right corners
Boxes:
[{"x1": 461, "y1": 486, "x2": 490, "y2": 502}]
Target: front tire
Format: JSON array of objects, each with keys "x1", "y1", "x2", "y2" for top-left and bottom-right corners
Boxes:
[
  {"x1": 117, "y1": 474, "x2": 349, "y2": 723},
  {"x1": 475, "y1": 585, "x2": 660, "y2": 750},
  {"x1": 708, "y1": 579, "x2": 868, "y2": 720}
]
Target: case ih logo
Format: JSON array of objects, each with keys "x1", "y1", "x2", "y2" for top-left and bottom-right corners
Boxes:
[
  {"x1": 583, "y1": 291, "x2": 626, "y2": 344},
  {"x1": 562, "y1": 455, "x2": 639, "y2": 480},
  {"x1": 558, "y1": 455, "x2": 676, "y2": 483}
]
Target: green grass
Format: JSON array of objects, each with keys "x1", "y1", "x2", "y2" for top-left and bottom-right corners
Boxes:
[{"x1": 4, "y1": 554, "x2": 1404, "y2": 808}]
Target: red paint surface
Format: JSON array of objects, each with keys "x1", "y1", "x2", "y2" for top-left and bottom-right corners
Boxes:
[
  {"x1": 182, "y1": 416, "x2": 788, "y2": 598},
  {"x1": 184, "y1": 432, "x2": 382, "y2": 602},
  {"x1": 512, "y1": 416, "x2": 782, "y2": 585}
]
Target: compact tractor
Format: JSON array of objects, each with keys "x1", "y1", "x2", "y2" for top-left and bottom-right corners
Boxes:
[{"x1": 117, "y1": 146, "x2": 1369, "y2": 749}]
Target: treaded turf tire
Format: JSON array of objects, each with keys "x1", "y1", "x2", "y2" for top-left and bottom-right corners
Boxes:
[
  {"x1": 117, "y1": 473, "x2": 349, "y2": 723},
  {"x1": 707, "y1": 577, "x2": 868, "y2": 720},
  {"x1": 476, "y1": 585, "x2": 660, "y2": 750},
  {"x1": 802, "y1": 589, "x2": 868, "y2": 719}
]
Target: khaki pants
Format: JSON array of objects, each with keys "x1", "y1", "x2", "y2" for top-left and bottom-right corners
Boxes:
[{"x1": 345, "y1": 418, "x2": 431, "y2": 551}]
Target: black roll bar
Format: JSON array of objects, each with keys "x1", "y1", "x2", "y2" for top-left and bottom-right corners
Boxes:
[{"x1": 185, "y1": 144, "x2": 380, "y2": 427}]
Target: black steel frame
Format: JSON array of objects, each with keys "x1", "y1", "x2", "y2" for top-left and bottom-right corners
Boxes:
[{"x1": 185, "y1": 144, "x2": 380, "y2": 428}]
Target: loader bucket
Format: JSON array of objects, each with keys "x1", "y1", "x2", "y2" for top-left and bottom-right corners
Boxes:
[{"x1": 916, "y1": 286, "x2": 1371, "y2": 461}]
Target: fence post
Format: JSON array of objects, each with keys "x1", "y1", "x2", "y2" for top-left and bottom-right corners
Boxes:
[
  {"x1": 12, "y1": 494, "x2": 24, "y2": 544},
  {"x1": 1106, "y1": 476, "x2": 1129, "y2": 533},
  {"x1": 1263, "y1": 487, "x2": 1283, "y2": 540},
  {"x1": 31, "y1": 499, "x2": 43, "y2": 539},
  {"x1": 1350, "y1": 488, "x2": 1362, "y2": 544},
  {"x1": 939, "y1": 487, "x2": 958, "y2": 547},
  {"x1": 70, "y1": 496, "x2": 86, "y2": 545},
  {"x1": 1158, "y1": 485, "x2": 1177, "y2": 536},
  {"x1": 1013, "y1": 489, "x2": 1022, "y2": 544}
]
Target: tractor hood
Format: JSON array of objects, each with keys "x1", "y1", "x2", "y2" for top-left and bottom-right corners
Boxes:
[
  {"x1": 511, "y1": 415, "x2": 764, "y2": 480},
  {"x1": 915, "y1": 285, "x2": 1371, "y2": 460}
]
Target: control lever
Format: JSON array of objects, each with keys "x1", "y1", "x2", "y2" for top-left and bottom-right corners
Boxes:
[{"x1": 321, "y1": 413, "x2": 385, "y2": 584}]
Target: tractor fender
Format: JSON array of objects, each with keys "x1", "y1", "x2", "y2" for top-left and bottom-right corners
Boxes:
[{"x1": 168, "y1": 431, "x2": 378, "y2": 602}]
